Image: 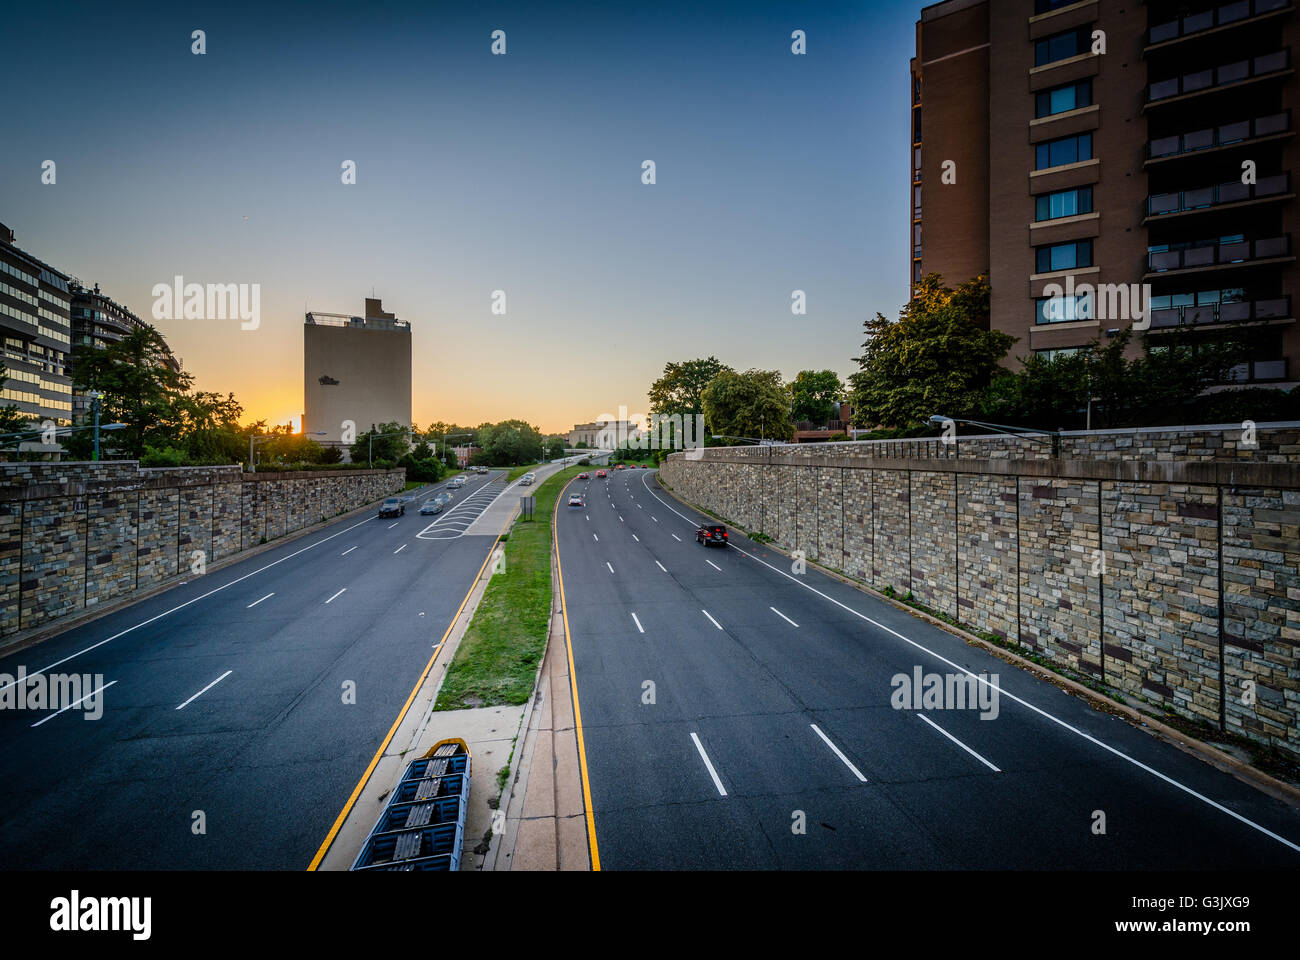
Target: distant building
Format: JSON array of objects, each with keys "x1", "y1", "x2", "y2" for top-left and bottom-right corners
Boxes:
[
  {"x1": 68, "y1": 280, "x2": 180, "y2": 421},
  {"x1": 0, "y1": 222, "x2": 73, "y2": 425},
  {"x1": 794, "y1": 402, "x2": 854, "y2": 443},
  {"x1": 303, "y1": 298, "x2": 412, "y2": 444},
  {"x1": 451, "y1": 444, "x2": 480, "y2": 467},
  {"x1": 566, "y1": 419, "x2": 640, "y2": 449}
]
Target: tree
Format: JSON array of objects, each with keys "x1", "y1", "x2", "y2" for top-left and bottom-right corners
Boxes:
[
  {"x1": 790, "y1": 369, "x2": 844, "y2": 425},
  {"x1": 848, "y1": 274, "x2": 1014, "y2": 429},
  {"x1": 545, "y1": 437, "x2": 565, "y2": 460},
  {"x1": 70, "y1": 325, "x2": 194, "y2": 458},
  {"x1": 350, "y1": 422, "x2": 410, "y2": 465},
  {"x1": 477, "y1": 420, "x2": 544, "y2": 465},
  {"x1": 701, "y1": 369, "x2": 794, "y2": 442},
  {"x1": 648, "y1": 357, "x2": 734, "y2": 418}
]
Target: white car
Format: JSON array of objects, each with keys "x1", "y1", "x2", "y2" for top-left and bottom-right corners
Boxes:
[{"x1": 519, "y1": 472, "x2": 536, "y2": 486}]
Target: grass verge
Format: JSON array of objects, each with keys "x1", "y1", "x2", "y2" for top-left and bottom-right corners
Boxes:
[{"x1": 433, "y1": 464, "x2": 585, "y2": 711}]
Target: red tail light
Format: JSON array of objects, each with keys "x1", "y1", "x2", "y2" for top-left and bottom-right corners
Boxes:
[{"x1": 722, "y1": 532, "x2": 728, "y2": 538}]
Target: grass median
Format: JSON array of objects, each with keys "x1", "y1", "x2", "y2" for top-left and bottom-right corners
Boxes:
[{"x1": 433, "y1": 464, "x2": 585, "y2": 711}]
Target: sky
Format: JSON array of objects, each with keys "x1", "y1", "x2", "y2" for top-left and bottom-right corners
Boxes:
[{"x1": 0, "y1": 0, "x2": 914, "y2": 435}]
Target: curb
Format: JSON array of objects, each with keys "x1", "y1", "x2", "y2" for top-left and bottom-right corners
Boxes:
[{"x1": 654, "y1": 477, "x2": 1300, "y2": 811}]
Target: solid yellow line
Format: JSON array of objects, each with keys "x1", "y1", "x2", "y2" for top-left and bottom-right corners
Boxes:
[
  {"x1": 554, "y1": 474, "x2": 601, "y2": 870},
  {"x1": 306, "y1": 532, "x2": 502, "y2": 871}
]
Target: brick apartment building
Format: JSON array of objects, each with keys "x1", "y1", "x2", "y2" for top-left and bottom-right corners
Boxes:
[{"x1": 911, "y1": 0, "x2": 1297, "y2": 387}]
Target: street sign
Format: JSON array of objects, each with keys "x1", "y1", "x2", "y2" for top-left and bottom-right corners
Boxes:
[{"x1": 520, "y1": 495, "x2": 535, "y2": 520}]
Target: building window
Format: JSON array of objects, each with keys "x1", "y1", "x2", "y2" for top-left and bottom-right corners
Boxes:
[
  {"x1": 1035, "y1": 26, "x2": 1092, "y2": 67},
  {"x1": 1035, "y1": 79, "x2": 1092, "y2": 118},
  {"x1": 1035, "y1": 132, "x2": 1092, "y2": 170},
  {"x1": 1035, "y1": 186, "x2": 1093, "y2": 221},
  {"x1": 1036, "y1": 294, "x2": 1091, "y2": 324},
  {"x1": 1036, "y1": 239, "x2": 1093, "y2": 273},
  {"x1": 1035, "y1": 346, "x2": 1088, "y2": 362},
  {"x1": 912, "y1": 106, "x2": 922, "y2": 143}
]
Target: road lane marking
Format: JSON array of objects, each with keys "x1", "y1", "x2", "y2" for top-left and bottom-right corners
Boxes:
[
  {"x1": 811, "y1": 723, "x2": 868, "y2": 782},
  {"x1": 324, "y1": 588, "x2": 347, "y2": 604},
  {"x1": 176, "y1": 670, "x2": 233, "y2": 711},
  {"x1": 670, "y1": 532, "x2": 679, "y2": 540},
  {"x1": 29, "y1": 680, "x2": 118, "y2": 728},
  {"x1": 631, "y1": 612, "x2": 644, "y2": 633},
  {"x1": 705, "y1": 559, "x2": 721, "y2": 571},
  {"x1": 309, "y1": 528, "x2": 506, "y2": 870},
  {"x1": 593, "y1": 534, "x2": 599, "y2": 542},
  {"x1": 918, "y1": 714, "x2": 1001, "y2": 772},
  {"x1": 619, "y1": 516, "x2": 624, "y2": 523},
  {"x1": 701, "y1": 610, "x2": 723, "y2": 630},
  {"x1": 632, "y1": 534, "x2": 639, "y2": 542},
  {"x1": 552, "y1": 476, "x2": 602, "y2": 870},
  {"x1": 770, "y1": 607, "x2": 799, "y2": 627},
  {"x1": 638, "y1": 469, "x2": 1300, "y2": 854},
  {"x1": 690, "y1": 732, "x2": 727, "y2": 797},
  {"x1": 652, "y1": 516, "x2": 658, "y2": 522},
  {"x1": 247, "y1": 593, "x2": 274, "y2": 608},
  {"x1": 655, "y1": 561, "x2": 667, "y2": 572},
  {"x1": 585, "y1": 515, "x2": 589, "y2": 521},
  {"x1": 394, "y1": 544, "x2": 407, "y2": 554},
  {"x1": 387, "y1": 522, "x2": 399, "y2": 529},
  {"x1": 0, "y1": 512, "x2": 382, "y2": 693},
  {"x1": 341, "y1": 546, "x2": 357, "y2": 555},
  {"x1": 606, "y1": 562, "x2": 615, "y2": 574}
]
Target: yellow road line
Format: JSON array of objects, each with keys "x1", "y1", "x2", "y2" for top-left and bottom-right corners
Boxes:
[
  {"x1": 554, "y1": 473, "x2": 601, "y2": 870},
  {"x1": 306, "y1": 532, "x2": 502, "y2": 871}
]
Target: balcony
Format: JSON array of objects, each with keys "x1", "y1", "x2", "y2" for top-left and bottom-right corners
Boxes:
[
  {"x1": 1149, "y1": 296, "x2": 1290, "y2": 328},
  {"x1": 1147, "y1": 111, "x2": 1290, "y2": 160},
  {"x1": 1145, "y1": 50, "x2": 1290, "y2": 104},
  {"x1": 1147, "y1": 0, "x2": 1291, "y2": 48},
  {"x1": 1146, "y1": 235, "x2": 1292, "y2": 275},
  {"x1": 1146, "y1": 173, "x2": 1289, "y2": 217}
]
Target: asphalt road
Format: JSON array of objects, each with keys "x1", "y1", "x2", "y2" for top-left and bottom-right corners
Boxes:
[
  {"x1": 557, "y1": 467, "x2": 1300, "y2": 869},
  {"x1": 0, "y1": 469, "x2": 513, "y2": 869}
]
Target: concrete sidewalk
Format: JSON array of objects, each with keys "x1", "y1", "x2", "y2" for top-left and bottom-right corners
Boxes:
[
  {"x1": 464, "y1": 456, "x2": 600, "y2": 537},
  {"x1": 486, "y1": 547, "x2": 593, "y2": 871}
]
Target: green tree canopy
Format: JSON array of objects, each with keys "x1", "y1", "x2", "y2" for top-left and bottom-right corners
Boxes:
[
  {"x1": 790, "y1": 369, "x2": 844, "y2": 425},
  {"x1": 70, "y1": 325, "x2": 194, "y2": 458},
  {"x1": 848, "y1": 274, "x2": 1014, "y2": 429},
  {"x1": 477, "y1": 419, "x2": 544, "y2": 465},
  {"x1": 701, "y1": 368, "x2": 794, "y2": 442},
  {"x1": 648, "y1": 357, "x2": 734, "y2": 418}
]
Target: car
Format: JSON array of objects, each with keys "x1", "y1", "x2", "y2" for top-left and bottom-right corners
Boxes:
[
  {"x1": 616, "y1": 464, "x2": 625, "y2": 470},
  {"x1": 567, "y1": 494, "x2": 583, "y2": 508},
  {"x1": 695, "y1": 523, "x2": 728, "y2": 547},
  {"x1": 596, "y1": 469, "x2": 606, "y2": 478},
  {"x1": 578, "y1": 472, "x2": 589, "y2": 480},
  {"x1": 419, "y1": 499, "x2": 443, "y2": 515},
  {"x1": 448, "y1": 475, "x2": 467, "y2": 488},
  {"x1": 519, "y1": 472, "x2": 536, "y2": 486},
  {"x1": 379, "y1": 497, "x2": 405, "y2": 518}
]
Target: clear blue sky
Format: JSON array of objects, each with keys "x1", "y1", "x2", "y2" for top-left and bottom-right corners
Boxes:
[{"x1": 1, "y1": 0, "x2": 915, "y2": 432}]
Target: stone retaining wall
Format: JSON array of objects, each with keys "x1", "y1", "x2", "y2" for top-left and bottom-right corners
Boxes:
[
  {"x1": 659, "y1": 424, "x2": 1300, "y2": 759},
  {"x1": 0, "y1": 462, "x2": 404, "y2": 639}
]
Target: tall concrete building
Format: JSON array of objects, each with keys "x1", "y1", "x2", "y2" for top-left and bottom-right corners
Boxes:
[
  {"x1": 912, "y1": 0, "x2": 1297, "y2": 386},
  {"x1": 0, "y1": 223, "x2": 74, "y2": 424},
  {"x1": 303, "y1": 298, "x2": 412, "y2": 444}
]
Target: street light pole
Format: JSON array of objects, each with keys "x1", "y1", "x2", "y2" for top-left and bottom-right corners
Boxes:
[{"x1": 89, "y1": 391, "x2": 103, "y2": 462}]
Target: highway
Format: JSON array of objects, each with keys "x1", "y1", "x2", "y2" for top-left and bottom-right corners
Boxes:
[
  {"x1": 0, "y1": 468, "x2": 514, "y2": 869},
  {"x1": 557, "y1": 468, "x2": 1300, "y2": 869}
]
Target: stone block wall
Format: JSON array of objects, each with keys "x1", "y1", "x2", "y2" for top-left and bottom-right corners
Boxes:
[
  {"x1": 659, "y1": 423, "x2": 1300, "y2": 759},
  {"x1": 0, "y1": 462, "x2": 404, "y2": 639}
]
